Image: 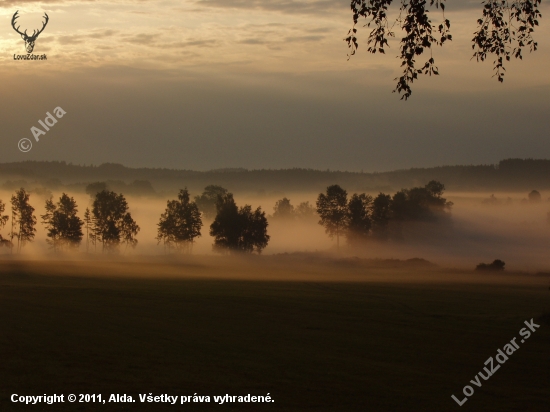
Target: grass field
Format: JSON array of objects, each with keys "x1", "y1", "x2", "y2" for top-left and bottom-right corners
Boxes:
[{"x1": 1, "y1": 255, "x2": 548, "y2": 411}]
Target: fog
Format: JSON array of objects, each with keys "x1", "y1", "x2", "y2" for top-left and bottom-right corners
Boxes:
[{"x1": 1, "y1": 187, "x2": 550, "y2": 274}]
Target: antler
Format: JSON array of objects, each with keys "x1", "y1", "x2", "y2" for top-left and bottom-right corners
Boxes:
[
  {"x1": 11, "y1": 11, "x2": 26, "y2": 37},
  {"x1": 11, "y1": 11, "x2": 49, "y2": 39},
  {"x1": 33, "y1": 13, "x2": 49, "y2": 38}
]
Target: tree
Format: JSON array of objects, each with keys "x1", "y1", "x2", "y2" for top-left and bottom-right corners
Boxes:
[
  {"x1": 316, "y1": 185, "x2": 348, "y2": 249},
  {"x1": 295, "y1": 201, "x2": 316, "y2": 220},
  {"x1": 370, "y1": 193, "x2": 392, "y2": 239},
  {"x1": 92, "y1": 190, "x2": 139, "y2": 252},
  {"x1": 209, "y1": 193, "x2": 269, "y2": 254},
  {"x1": 389, "y1": 180, "x2": 452, "y2": 239},
  {"x1": 476, "y1": 259, "x2": 505, "y2": 271},
  {"x1": 238, "y1": 205, "x2": 270, "y2": 253},
  {"x1": 120, "y1": 213, "x2": 140, "y2": 251},
  {"x1": 210, "y1": 193, "x2": 239, "y2": 253},
  {"x1": 10, "y1": 188, "x2": 37, "y2": 252},
  {"x1": 425, "y1": 180, "x2": 453, "y2": 212},
  {"x1": 390, "y1": 180, "x2": 452, "y2": 222},
  {"x1": 194, "y1": 185, "x2": 228, "y2": 220},
  {"x1": 127, "y1": 180, "x2": 155, "y2": 196},
  {"x1": 346, "y1": 193, "x2": 373, "y2": 244},
  {"x1": 83, "y1": 207, "x2": 97, "y2": 252},
  {"x1": 528, "y1": 190, "x2": 541, "y2": 203},
  {"x1": 85, "y1": 182, "x2": 107, "y2": 198},
  {"x1": 346, "y1": 0, "x2": 542, "y2": 99},
  {"x1": 272, "y1": 197, "x2": 295, "y2": 220},
  {"x1": 157, "y1": 189, "x2": 203, "y2": 253},
  {"x1": 41, "y1": 198, "x2": 57, "y2": 250},
  {"x1": 41, "y1": 193, "x2": 84, "y2": 252},
  {"x1": 0, "y1": 200, "x2": 12, "y2": 249}
]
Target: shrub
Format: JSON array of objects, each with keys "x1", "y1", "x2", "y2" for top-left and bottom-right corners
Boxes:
[{"x1": 475, "y1": 259, "x2": 505, "y2": 271}]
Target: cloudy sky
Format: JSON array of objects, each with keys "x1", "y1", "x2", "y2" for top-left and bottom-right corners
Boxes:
[{"x1": 0, "y1": 0, "x2": 549, "y2": 171}]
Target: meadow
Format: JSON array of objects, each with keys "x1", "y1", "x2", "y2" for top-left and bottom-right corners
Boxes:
[{"x1": 1, "y1": 255, "x2": 548, "y2": 411}]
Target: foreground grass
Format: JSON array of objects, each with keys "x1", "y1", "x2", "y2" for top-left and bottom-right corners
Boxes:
[{"x1": 0, "y1": 256, "x2": 548, "y2": 411}]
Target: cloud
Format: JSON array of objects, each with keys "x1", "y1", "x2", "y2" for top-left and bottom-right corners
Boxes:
[
  {"x1": 37, "y1": 36, "x2": 55, "y2": 44},
  {"x1": 305, "y1": 27, "x2": 332, "y2": 33},
  {"x1": 284, "y1": 34, "x2": 324, "y2": 42},
  {"x1": 239, "y1": 38, "x2": 268, "y2": 45},
  {"x1": 237, "y1": 31, "x2": 324, "y2": 48},
  {"x1": 195, "y1": 0, "x2": 485, "y2": 16},
  {"x1": 54, "y1": 29, "x2": 117, "y2": 46},
  {"x1": 170, "y1": 39, "x2": 215, "y2": 48},
  {"x1": 58, "y1": 34, "x2": 86, "y2": 45},
  {"x1": 0, "y1": 0, "x2": 96, "y2": 7},
  {"x1": 123, "y1": 33, "x2": 161, "y2": 46},
  {"x1": 89, "y1": 29, "x2": 118, "y2": 39},
  {"x1": 195, "y1": 0, "x2": 342, "y2": 15}
]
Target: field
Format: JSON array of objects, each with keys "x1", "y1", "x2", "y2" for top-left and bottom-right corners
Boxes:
[{"x1": 1, "y1": 255, "x2": 549, "y2": 411}]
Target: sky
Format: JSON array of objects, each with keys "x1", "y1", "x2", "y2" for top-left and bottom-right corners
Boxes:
[{"x1": 0, "y1": 0, "x2": 549, "y2": 172}]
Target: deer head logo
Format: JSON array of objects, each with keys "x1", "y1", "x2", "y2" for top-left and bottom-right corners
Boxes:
[{"x1": 11, "y1": 11, "x2": 49, "y2": 54}]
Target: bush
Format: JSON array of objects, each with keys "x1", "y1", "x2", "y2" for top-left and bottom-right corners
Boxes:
[
  {"x1": 528, "y1": 190, "x2": 542, "y2": 203},
  {"x1": 475, "y1": 259, "x2": 505, "y2": 271}
]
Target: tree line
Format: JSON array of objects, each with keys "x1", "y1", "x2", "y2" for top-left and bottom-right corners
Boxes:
[
  {"x1": 0, "y1": 188, "x2": 141, "y2": 253},
  {"x1": 315, "y1": 180, "x2": 453, "y2": 248},
  {"x1": 0, "y1": 186, "x2": 270, "y2": 254},
  {"x1": 3, "y1": 159, "x2": 550, "y2": 195},
  {"x1": 0, "y1": 180, "x2": 451, "y2": 254}
]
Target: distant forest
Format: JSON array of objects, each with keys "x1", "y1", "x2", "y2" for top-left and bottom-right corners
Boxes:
[{"x1": 0, "y1": 158, "x2": 549, "y2": 195}]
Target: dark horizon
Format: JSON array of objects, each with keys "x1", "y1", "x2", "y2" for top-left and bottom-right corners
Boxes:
[
  {"x1": 1, "y1": 158, "x2": 550, "y2": 196},
  {"x1": 2, "y1": 156, "x2": 550, "y2": 174}
]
